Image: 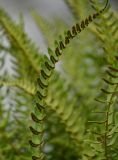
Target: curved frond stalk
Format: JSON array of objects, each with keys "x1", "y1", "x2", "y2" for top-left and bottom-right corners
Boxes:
[{"x1": 29, "y1": 1, "x2": 109, "y2": 159}]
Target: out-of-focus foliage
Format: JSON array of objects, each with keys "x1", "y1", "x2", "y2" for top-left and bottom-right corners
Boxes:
[{"x1": 0, "y1": 0, "x2": 118, "y2": 160}]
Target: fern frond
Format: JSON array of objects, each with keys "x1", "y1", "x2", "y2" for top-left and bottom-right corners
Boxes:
[
  {"x1": 47, "y1": 99, "x2": 84, "y2": 153},
  {"x1": 0, "y1": 8, "x2": 42, "y2": 74},
  {"x1": 29, "y1": 1, "x2": 109, "y2": 159},
  {"x1": 46, "y1": 75, "x2": 86, "y2": 154},
  {"x1": 0, "y1": 79, "x2": 35, "y2": 96},
  {"x1": 31, "y1": 10, "x2": 69, "y2": 48},
  {"x1": 64, "y1": 0, "x2": 91, "y2": 19},
  {"x1": 89, "y1": 0, "x2": 118, "y2": 63},
  {"x1": 63, "y1": 0, "x2": 80, "y2": 19},
  {"x1": 87, "y1": 56, "x2": 118, "y2": 159}
]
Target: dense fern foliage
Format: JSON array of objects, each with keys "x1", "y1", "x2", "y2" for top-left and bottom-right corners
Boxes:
[{"x1": 0, "y1": 0, "x2": 118, "y2": 160}]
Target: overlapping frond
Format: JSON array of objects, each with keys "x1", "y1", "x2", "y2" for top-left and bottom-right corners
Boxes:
[
  {"x1": 89, "y1": 0, "x2": 118, "y2": 63},
  {"x1": 0, "y1": 8, "x2": 42, "y2": 76},
  {"x1": 63, "y1": 0, "x2": 90, "y2": 19},
  {"x1": 86, "y1": 56, "x2": 118, "y2": 159},
  {"x1": 46, "y1": 74, "x2": 85, "y2": 149},
  {"x1": 0, "y1": 79, "x2": 35, "y2": 96}
]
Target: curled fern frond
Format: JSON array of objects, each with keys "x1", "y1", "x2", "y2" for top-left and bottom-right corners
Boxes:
[{"x1": 29, "y1": 1, "x2": 108, "y2": 159}]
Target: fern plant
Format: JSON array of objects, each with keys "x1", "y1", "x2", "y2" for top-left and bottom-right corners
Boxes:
[{"x1": 0, "y1": 0, "x2": 118, "y2": 160}]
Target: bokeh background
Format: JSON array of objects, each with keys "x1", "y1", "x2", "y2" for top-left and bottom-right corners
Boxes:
[{"x1": 0, "y1": 1, "x2": 118, "y2": 160}]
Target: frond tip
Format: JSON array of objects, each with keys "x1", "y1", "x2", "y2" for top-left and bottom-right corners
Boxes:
[{"x1": 100, "y1": 0, "x2": 109, "y2": 13}]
